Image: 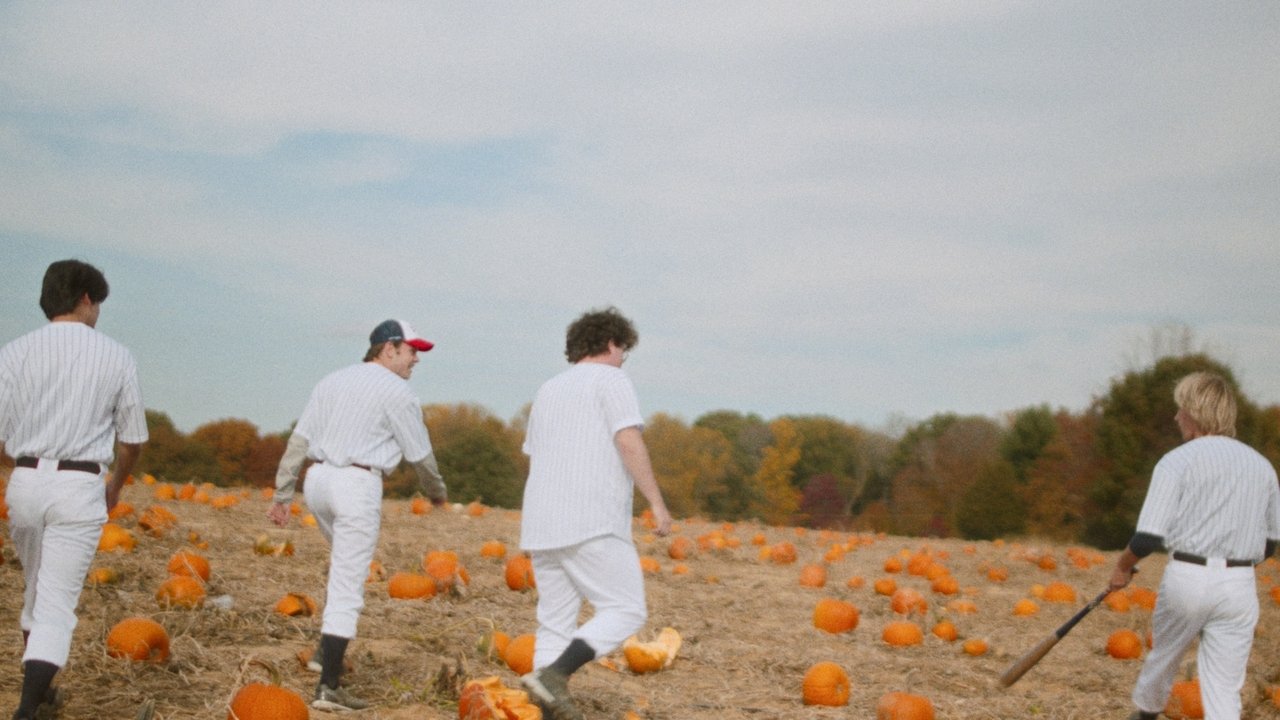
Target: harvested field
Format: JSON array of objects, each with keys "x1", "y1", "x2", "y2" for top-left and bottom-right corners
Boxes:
[{"x1": 2, "y1": 477, "x2": 1280, "y2": 719}]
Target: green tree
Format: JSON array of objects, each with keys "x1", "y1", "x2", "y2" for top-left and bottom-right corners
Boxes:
[
  {"x1": 785, "y1": 415, "x2": 870, "y2": 512},
  {"x1": 1000, "y1": 405, "x2": 1057, "y2": 482},
  {"x1": 1084, "y1": 353, "x2": 1267, "y2": 548},
  {"x1": 396, "y1": 403, "x2": 527, "y2": 506},
  {"x1": 956, "y1": 460, "x2": 1025, "y2": 540},
  {"x1": 883, "y1": 414, "x2": 1002, "y2": 537},
  {"x1": 693, "y1": 410, "x2": 770, "y2": 519},
  {"x1": 1021, "y1": 410, "x2": 1103, "y2": 541}
]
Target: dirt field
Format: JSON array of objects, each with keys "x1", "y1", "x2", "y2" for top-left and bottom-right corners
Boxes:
[{"x1": 2, "y1": 478, "x2": 1279, "y2": 719}]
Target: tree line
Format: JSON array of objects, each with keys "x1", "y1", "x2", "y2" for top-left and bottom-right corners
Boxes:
[{"x1": 130, "y1": 352, "x2": 1279, "y2": 550}]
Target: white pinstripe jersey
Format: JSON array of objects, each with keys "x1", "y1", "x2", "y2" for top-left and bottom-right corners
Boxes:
[
  {"x1": 293, "y1": 362, "x2": 432, "y2": 473},
  {"x1": 0, "y1": 322, "x2": 148, "y2": 464},
  {"x1": 519, "y1": 363, "x2": 644, "y2": 551},
  {"x1": 1135, "y1": 435, "x2": 1280, "y2": 561}
]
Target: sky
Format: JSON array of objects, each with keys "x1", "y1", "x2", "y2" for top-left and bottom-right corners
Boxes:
[{"x1": 2, "y1": 2, "x2": 1278, "y2": 437}]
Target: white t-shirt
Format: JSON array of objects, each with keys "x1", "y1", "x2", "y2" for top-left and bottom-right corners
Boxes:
[
  {"x1": 294, "y1": 362, "x2": 432, "y2": 473},
  {"x1": 519, "y1": 363, "x2": 644, "y2": 551},
  {"x1": 0, "y1": 322, "x2": 148, "y2": 463},
  {"x1": 1136, "y1": 435, "x2": 1280, "y2": 561}
]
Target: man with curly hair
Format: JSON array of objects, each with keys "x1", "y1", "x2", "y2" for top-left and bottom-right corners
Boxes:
[{"x1": 519, "y1": 307, "x2": 673, "y2": 720}]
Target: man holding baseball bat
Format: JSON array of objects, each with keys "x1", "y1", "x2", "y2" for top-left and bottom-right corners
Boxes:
[{"x1": 1108, "y1": 371, "x2": 1279, "y2": 720}]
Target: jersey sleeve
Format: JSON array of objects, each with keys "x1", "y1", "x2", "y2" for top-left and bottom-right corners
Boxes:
[
  {"x1": 387, "y1": 389, "x2": 432, "y2": 463},
  {"x1": 1134, "y1": 451, "x2": 1183, "y2": 536},
  {"x1": 601, "y1": 370, "x2": 644, "y2": 435},
  {"x1": 112, "y1": 355, "x2": 149, "y2": 444}
]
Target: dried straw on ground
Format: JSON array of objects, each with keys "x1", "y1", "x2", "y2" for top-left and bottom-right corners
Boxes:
[{"x1": 2, "y1": 476, "x2": 1280, "y2": 719}]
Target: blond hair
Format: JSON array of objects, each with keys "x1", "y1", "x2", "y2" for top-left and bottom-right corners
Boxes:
[{"x1": 1174, "y1": 371, "x2": 1237, "y2": 438}]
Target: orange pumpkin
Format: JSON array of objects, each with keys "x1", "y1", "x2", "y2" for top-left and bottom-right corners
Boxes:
[
  {"x1": 801, "y1": 661, "x2": 850, "y2": 707},
  {"x1": 931, "y1": 620, "x2": 958, "y2": 642},
  {"x1": 1042, "y1": 581, "x2": 1077, "y2": 603},
  {"x1": 812, "y1": 598, "x2": 859, "y2": 634},
  {"x1": 274, "y1": 592, "x2": 318, "y2": 617},
  {"x1": 153, "y1": 483, "x2": 177, "y2": 501},
  {"x1": 167, "y1": 550, "x2": 211, "y2": 583},
  {"x1": 504, "y1": 554, "x2": 536, "y2": 592},
  {"x1": 1128, "y1": 586, "x2": 1158, "y2": 610},
  {"x1": 106, "y1": 617, "x2": 170, "y2": 662},
  {"x1": 876, "y1": 691, "x2": 935, "y2": 719},
  {"x1": 502, "y1": 634, "x2": 536, "y2": 676},
  {"x1": 845, "y1": 576, "x2": 865, "y2": 589},
  {"x1": 139, "y1": 505, "x2": 179, "y2": 536},
  {"x1": 622, "y1": 627, "x2": 681, "y2": 674},
  {"x1": 423, "y1": 550, "x2": 470, "y2": 592},
  {"x1": 882, "y1": 621, "x2": 924, "y2": 647},
  {"x1": 961, "y1": 638, "x2": 988, "y2": 656},
  {"x1": 639, "y1": 556, "x2": 661, "y2": 574},
  {"x1": 410, "y1": 497, "x2": 432, "y2": 515},
  {"x1": 388, "y1": 572, "x2": 436, "y2": 600},
  {"x1": 1164, "y1": 678, "x2": 1203, "y2": 719},
  {"x1": 1012, "y1": 598, "x2": 1039, "y2": 616},
  {"x1": 479, "y1": 540, "x2": 507, "y2": 559},
  {"x1": 890, "y1": 588, "x2": 928, "y2": 616},
  {"x1": 107, "y1": 501, "x2": 134, "y2": 520},
  {"x1": 873, "y1": 577, "x2": 898, "y2": 596},
  {"x1": 667, "y1": 536, "x2": 694, "y2": 560},
  {"x1": 986, "y1": 565, "x2": 1009, "y2": 582},
  {"x1": 458, "y1": 676, "x2": 541, "y2": 720},
  {"x1": 798, "y1": 564, "x2": 827, "y2": 588},
  {"x1": 769, "y1": 542, "x2": 798, "y2": 564},
  {"x1": 97, "y1": 523, "x2": 137, "y2": 553},
  {"x1": 883, "y1": 556, "x2": 904, "y2": 573},
  {"x1": 1106, "y1": 629, "x2": 1143, "y2": 660},
  {"x1": 1104, "y1": 590, "x2": 1132, "y2": 612},
  {"x1": 87, "y1": 567, "x2": 120, "y2": 586},
  {"x1": 155, "y1": 576, "x2": 206, "y2": 609},
  {"x1": 227, "y1": 681, "x2": 309, "y2": 720}
]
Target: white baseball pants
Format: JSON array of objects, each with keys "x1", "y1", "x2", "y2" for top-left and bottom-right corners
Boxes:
[
  {"x1": 303, "y1": 463, "x2": 383, "y2": 639},
  {"x1": 530, "y1": 534, "x2": 647, "y2": 670},
  {"x1": 1132, "y1": 559, "x2": 1258, "y2": 720},
  {"x1": 5, "y1": 460, "x2": 107, "y2": 667}
]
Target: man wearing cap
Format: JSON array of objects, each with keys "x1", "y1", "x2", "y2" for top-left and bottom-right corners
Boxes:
[
  {"x1": 268, "y1": 319, "x2": 447, "y2": 713},
  {"x1": 1109, "y1": 371, "x2": 1279, "y2": 720},
  {"x1": 1, "y1": 259, "x2": 148, "y2": 720}
]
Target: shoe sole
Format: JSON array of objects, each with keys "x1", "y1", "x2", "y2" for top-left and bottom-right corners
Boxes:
[
  {"x1": 520, "y1": 672, "x2": 556, "y2": 705},
  {"x1": 311, "y1": 698, "x2": 365, "y2": 712}
]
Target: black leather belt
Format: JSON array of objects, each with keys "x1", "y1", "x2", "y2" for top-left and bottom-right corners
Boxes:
[
  {"x1": 319, "y1": 461, "x2": 375, "y2": 473},
  {"x1": 1172, "y1": 551, "x2": 1254, "y2": 568},
  {"x1": 15, "y1": 456, "x2": 102, "y2": 474}
]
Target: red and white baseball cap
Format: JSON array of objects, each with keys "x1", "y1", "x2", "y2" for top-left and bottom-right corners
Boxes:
[{"x1": 369, "y1": 319, "x2": 434, "y2": 351}]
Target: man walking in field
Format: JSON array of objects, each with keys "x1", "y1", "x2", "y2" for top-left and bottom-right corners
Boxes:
[
  {"x1": 1109, "y1": 371, "x2": 1280, "y2": 720},
  {"x1": 269, "y1": 319, "x2": 447, "y2": 713},
  {"x1": 519, "y1": 307, "x2": 673, "y2": 720},
  {"x1": 1, "y1": 259, "x2": 148, "y2": 720}
]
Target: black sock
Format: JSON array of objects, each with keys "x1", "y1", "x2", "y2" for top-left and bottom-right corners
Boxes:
[
  {"x1": 548, "y1": 639, "x2": 596, "y2": 677},
  {"x1": 319, "y1": 634, "x2": 349, "y2": 690},
  {"x1": 14, "y1": 660, "x2": 58, "y2": 719}
]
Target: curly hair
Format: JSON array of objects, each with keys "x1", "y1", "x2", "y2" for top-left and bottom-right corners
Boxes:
[
  {"x1": 564, "y1": 307, "x2": 638, "y2": 363},
  {"x1": 40, "y1": 259, "x2": 109, "y2": 319}
]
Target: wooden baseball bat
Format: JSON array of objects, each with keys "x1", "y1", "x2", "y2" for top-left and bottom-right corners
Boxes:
[{"x1": 999, "y1": 587, "x2": 1112, "y2": 687}]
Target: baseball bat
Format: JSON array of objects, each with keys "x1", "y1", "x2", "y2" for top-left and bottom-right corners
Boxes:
[{"x1": 999, "y1": 587, "x2": 1112, "y2": 687}]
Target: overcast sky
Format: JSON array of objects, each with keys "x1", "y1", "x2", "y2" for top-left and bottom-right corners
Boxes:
[{"x1": 3, "y1": 2, "x2": 1278, "y2": 436}]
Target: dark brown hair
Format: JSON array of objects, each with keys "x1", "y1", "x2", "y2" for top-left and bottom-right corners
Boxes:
[
  {"x1": 565, "y1": 307, "x2": 638, "y2": 363},
  {"x1": 40, "y1": 259, "x2": 109, "y2": 319}
]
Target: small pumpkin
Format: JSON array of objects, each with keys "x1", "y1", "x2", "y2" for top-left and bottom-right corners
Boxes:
[
  {"x1": 167, "y1": 550, "x2": 211, "y2": 583},
  {"x1": 667, "y1": 536, "x2": 694, "y2": 560},
  {"x1": 812, "y1": 598, "x2": 859, "y2": 634},
  {"x1": 876, "y1": 691, "x2": 935, "y2": 720},
  {"x1": 801, "y1": 661, "x2": 850, "y2": 707},
  {"x1": 961, "y1": 638, "x2": 988, "y2": 656},
  {"x1": 931, "y1": 620, "x2": 958, "y2": 642},
  {"x1": 504, "y1": 554, "x2": 536, "y2": 592},
  {"x1": 155, "y1": 576, "x2": 206, "y2": 609},
  {"x1": 882, "y1": 621, "x2": 924, "y2": 647},
  {"x1": 106, "y1": 617, "x2": 170, "y2": 663},
  {"x1": 889, "y1": 588, "x2": 928, "y2": 616},
  {"x1": 502, "y1": 634, "x2": 536, "y2": 676},
  {"x1": 388, "y1": 572, "x2": 436, "y2": 600},
  {"x1": 227, "y1": 660, "x2": 309, "y2": 720},
  {"x1": 479, "y1": 540, "x2": 507, "y2": 559},
  {"x1": 1012, "y1": 598, "x2": 1039, "y2": 616},
  {"x1": 1164, "y1": 678, "x2": 1203, "y2": 719},
  {"x1": 1042, "y1": 581, "x2": 1077, "y2": 603},
  {"x1": 873, "y1": 577, "x2": 898, "y2": 596},
  {"x1": 1128, "y1": 586, "x2": 1158, "y2": 610},
  {"x1": 458, "y1": 675, "x2": 540, "y2": 720},
  {"x1": 273, "y1": 592, "x2": 317, "y2": 617},
  {"x1": 768, "y1": 542, "x2": 798, "y2": 564},
  {"x1": 97, "y1": 523, "x2": 136, "y2": 553},
  {"x1": 797, "y1": 564, "x2": 827, "y2": 588},
  {"x1": 1104, "y1": 590, "x2": 1132, "y2": 612},
  {"x1": 1106, "y1": 629, "x2": 1143, "y2": 660},
  {"x1": 622, "y1": 627, "x2": 681, "y2": 674},
  {"x1": 87, "y1": 567, "x2": 120, "y2": 586},
  {"x1": 423, "y1": 550, "x2": 470, "y2": 593},
  {"x1": 410, "y1": 496, "x2": 432, "y2": 515}
]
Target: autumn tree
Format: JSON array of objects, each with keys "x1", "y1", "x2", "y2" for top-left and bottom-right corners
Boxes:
[
  {"x1": 244, "y1": 432, "x2": 288, "y2": 488},
  {"x1": 799, "y1": 473, "x2": 848, "y2": 528},
  {"x1": 1020, "y1": 410, "x2": 1102, "y2": 541},
  {"x1": 882, "y1": 414, "x2": 1002, "y2": 537},
  {"x1": 746, "y1": 418, "x2": 802, "y2": 525},
  {"x1": 693, "y1": 410, "x2": 771, "y2": 519},
  {"x1": 137, "y1": 410, "x2": 222, "y2": 485},
  {"x1": 643, "y1": 413, "x2": 733, "y2": 519},
  {"x1": 1000, "y1": 405, "x2": 1057, "y2": 482},
  {"x1": 190, "y1": 418, "x2": 261, "y2": 486},
  {"x1": 786, "y1": 415, "x2": 872, "y2": 513}
]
